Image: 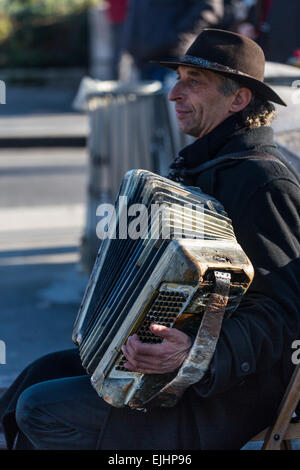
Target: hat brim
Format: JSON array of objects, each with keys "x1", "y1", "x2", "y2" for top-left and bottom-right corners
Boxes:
[{"x1": 152, "y1": 58, "x2": 287, "y2": 107}]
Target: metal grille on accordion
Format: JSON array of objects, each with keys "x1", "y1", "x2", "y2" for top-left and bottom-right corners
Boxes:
[{"x1": 72, "y1": 170, "x2": 254, "y2": 410}]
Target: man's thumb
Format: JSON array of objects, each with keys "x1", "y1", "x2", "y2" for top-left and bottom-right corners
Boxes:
[{"x1": 150, "y1": 323, "x2": 175, "y2": 338}]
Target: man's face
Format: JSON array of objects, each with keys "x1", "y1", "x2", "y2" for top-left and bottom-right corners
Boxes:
[{"x1": 168, "y1": 66, "x2": 236, "y2": 139}]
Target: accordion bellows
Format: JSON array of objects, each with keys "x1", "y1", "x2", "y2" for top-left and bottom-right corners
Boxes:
[{"x1": 73, "y1": 170, "x2": 254, "y2": 409}]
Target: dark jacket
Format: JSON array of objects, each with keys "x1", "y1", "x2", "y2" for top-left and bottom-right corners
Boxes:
[
  {"x1": 1, "y1": 116, "x2": 299, "y2": 450},
  {"x1": 123, "y1": 0, "x2": 224, "y2": 63}
]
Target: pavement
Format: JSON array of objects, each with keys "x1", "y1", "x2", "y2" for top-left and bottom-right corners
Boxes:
[
  {"x1": 0, "y1": 146, "x2": 89, "y2": 390},
  {"x1": 0, "y1": 85, "x2": 90, "y2": 450},
  {"x1": 0, "y1": 85, "x2": 88, "y2": 147},
  {"x1": 0, "y1": 74, "x2": 299, "y2": 450}
]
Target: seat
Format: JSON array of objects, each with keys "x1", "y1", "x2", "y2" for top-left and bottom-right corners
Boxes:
[{"x1": 250, "y1": 363, "x2": 300, "y2": 450}]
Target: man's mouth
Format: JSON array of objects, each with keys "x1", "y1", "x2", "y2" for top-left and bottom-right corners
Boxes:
[{"x1": 175, "y1": 109, "x2": 191, "y2": 119}]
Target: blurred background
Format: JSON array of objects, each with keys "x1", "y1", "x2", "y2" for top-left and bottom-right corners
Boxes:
[{"x1": 0, "y1": 0, "x2": 299, "y2": 449}]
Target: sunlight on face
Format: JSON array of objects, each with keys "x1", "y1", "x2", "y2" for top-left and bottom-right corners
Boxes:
[{"x1": 168, "y1": 66, "x2": 236, "y2": 139}]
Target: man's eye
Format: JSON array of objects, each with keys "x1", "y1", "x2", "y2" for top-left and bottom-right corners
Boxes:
[{"x1": 192, "y1": 79, "x2": 199, "y2": 85}]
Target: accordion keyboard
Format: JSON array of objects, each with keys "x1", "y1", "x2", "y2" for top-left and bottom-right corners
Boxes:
[{"x1": 115, "y1": 286, "x2": 190, "y2": 371}]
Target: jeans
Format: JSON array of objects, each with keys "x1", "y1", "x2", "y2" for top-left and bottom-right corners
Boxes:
[{"x1": 15, "y1": 375, "x2": 110, "y2": 450}]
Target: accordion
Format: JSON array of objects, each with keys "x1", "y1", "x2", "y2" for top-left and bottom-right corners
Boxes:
[{"x1": 73, "y1": 170, "x2": 254, "y2": 410}]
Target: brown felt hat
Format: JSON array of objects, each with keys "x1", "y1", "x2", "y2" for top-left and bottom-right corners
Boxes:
[{"x1": 153, "y1": 29, "x2": 286, "y2": 106}]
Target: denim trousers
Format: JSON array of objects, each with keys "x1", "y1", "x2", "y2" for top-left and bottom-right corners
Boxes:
[{"x1": 15, "y1": 375, "x2": 110, "y2": 450}]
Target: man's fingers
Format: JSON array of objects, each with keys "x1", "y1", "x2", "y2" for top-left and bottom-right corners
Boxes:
[
  {"x1": 122, "y1": 344, "x2": 163, "y2": 368},
  {"x1": 123, "y1": 325, "x2": 191, "y2": 359},
  {"x1": 123, "y1": 331, "x2": 165, "y2": 357},
  {"x1": 121, "y1": 325, "x2": 192, "y2": 375},
  {"x1": 151, "y1": 323, "x2": 192, "y2": 347},
  {"x1": 123, "y1": 358, "x2": 164, "y2": 373},
  {"x1": 122, "y1": 343, "x2": 164, "y2": 373},
  {"x1": 150, "y1": 323, "x2": 177, "y2": 338},
  {"x1": 122, "y1": 337, "x2": 162, "y2": 365}
]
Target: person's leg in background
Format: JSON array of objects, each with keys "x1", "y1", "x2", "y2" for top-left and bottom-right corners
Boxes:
[{"x1": 110, "y1": 23, "x2": 124, "y2": 80}]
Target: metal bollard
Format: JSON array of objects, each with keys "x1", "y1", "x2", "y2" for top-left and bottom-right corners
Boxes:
[{"x1": 78, "y1": 80, "x2": 178, "y2": 272}]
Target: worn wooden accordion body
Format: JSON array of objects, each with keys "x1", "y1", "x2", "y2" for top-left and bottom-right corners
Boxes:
[{"x1": 73, "y1": 170, "x2": 254, "y2": 410}]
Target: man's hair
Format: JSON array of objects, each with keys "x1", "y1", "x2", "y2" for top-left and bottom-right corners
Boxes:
[{"x1": 218, "y1": 75, "x2": 276, "y2": 129}]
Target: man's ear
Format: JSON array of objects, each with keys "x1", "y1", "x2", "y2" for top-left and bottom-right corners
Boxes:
[{"x1": 230, "y1": 88, "x2": 252, "y2": 113}]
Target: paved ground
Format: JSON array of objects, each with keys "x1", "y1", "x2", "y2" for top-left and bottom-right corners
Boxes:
[
  {"x1": 2, "y1": 84, "x2": 79, "y2": 116},
  {"x1": 0, "y1": 145, "x2": 89, "y2": 392},
  {"x1": 0, "y1": 85, "x2": 90, "y2": 449},
  {"x1": 0, "y1": 146, "x2": 90, "y2": 449},
  {"x1": 0, "y1": 114, "x2": 88, "y2": 140},
  {"x1": 0, "y1": 85, "x2": 88, "y2": 147}
]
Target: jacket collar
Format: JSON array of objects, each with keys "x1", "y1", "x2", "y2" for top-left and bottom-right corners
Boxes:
[{"x1": 176, "y1": 113, "x2": 277, "y2": 171}]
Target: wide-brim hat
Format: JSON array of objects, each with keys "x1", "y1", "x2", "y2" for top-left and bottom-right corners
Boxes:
[{"x1": 152, "y1": 29, "x2": 286, "y2": 106}]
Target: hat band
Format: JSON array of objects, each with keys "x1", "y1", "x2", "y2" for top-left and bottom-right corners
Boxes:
[{"x1": 181, "y1": 55, "x2": 255, "y2": 80}]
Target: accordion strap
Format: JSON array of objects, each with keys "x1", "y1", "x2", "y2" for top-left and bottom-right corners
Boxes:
[
  {"x1": 181, "y1": 151, "x2": 289, "y2": 177},
  {"x1": 143, "y1": 271, "x2": 231, "y2": 409}
]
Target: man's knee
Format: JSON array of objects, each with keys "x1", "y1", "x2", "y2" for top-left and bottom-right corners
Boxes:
[
  {"x1": 15, "y1": 383, "x2": 45, "y2": 438},
  {"x1": 15, "y1": 380, "x2": 102, "y2": 450}
]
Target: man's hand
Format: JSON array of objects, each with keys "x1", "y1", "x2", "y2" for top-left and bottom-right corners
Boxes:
[{"x1": 121, "y1": 323, "x2": 192, "y2": 374}]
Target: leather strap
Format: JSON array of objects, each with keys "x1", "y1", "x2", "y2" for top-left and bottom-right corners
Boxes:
[
  {"x1": 180, "y1": 150, "x2": 288, "y2": 178},
  {"x1": 130, "y1": 271, "x2": 231, "y2": 410}
]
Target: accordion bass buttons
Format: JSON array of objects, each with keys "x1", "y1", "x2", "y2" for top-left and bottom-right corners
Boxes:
[
  {"x1": 121, "y1": 284, "x2": 195, "y2": 350},
  {"x1": 112, "y1": 284, "x2": 197, "y2": 372}
]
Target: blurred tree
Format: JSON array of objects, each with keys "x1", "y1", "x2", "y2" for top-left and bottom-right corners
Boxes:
[
  {"x1": 0, "y1": 0, "x2": 102, "y2": 67},
  {"x1": 0, "y1": 12, "x2": 13, "y2": 43},
  {"x1": 0, "y1": 1, "x2": 101, "y2": 17}
]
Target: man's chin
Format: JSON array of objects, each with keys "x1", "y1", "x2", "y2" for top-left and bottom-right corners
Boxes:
[{"x1": 178, "y1": 124, "x2": 199, "y2": 138}]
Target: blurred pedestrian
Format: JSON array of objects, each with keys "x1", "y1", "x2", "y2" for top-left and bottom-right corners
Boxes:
[
  {"x1": 223, "y1": 0, "x2": 257, "y2": 38},
  {"x1": 122, "y1": 0, "x2": 224, "y2": 82},
  {"x1": 234, "y1": 1, "x2": 300, "y2": 63},
  {"x1": 106, "y1": 0, "x2": 129, "y2": 79}
]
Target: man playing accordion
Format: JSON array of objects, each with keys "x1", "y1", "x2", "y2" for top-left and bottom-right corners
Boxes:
[{"x1": 0, "y1": 29, "x2": 299, "y2": 450}]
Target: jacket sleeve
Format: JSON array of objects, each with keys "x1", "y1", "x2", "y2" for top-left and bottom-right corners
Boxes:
[{"x1": 192, "y1": 177, "x2": 300, "y2": 397}]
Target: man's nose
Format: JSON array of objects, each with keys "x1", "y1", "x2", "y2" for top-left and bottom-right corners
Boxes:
[{"x1": 168, "y1": 81, "x2": 183, "y2": 102}]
